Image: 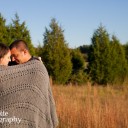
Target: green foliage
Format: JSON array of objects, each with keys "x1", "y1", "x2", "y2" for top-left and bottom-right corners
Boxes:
[
  {"x1": 109, "y1": 36, "x2": 128, "y2": 84},
  {"x1": 88, "y1": 25, "x2": 128, "y2": 85},
  {"x1": 35, "y1": 43, "x2": 43, "y2": 56},
  {"x1": 7, "y1": 13, "x2": 35, "y2": 55},
  {"x1": 0, "y1": 13, "x2": 8, "y2": 44},
  {"x1": 123, "y1": 42, "x2": 128, "y2": 61},
  {"x1": 71, "y1": 49, "x2": 85, "y2": 73},
  {"x1": 69, "y1": 70, "x2": 88, "y2": 85},
  {"x1": 78, "y1": 45, "x2": 91, "y2": 62},
  {"x1": 69, "y1": 49, "x2": 88, "y2": 85},
  {"x1": 88, "y1": 25, "x2": 111, "y2": 85},
  {"x1": 41, "y1": 18, "x2": 72, "y2": 84},
  {"x1": 0, "y1": 13, "x2": 35, "y2": 55}
]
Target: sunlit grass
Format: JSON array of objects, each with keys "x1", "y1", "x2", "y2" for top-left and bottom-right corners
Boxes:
[{"x1": 52, "y1": 84, "x2": 128, "y2": 128}]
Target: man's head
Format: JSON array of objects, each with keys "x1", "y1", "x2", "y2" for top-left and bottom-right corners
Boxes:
[{"x1": 9, "y1": 40, "x2": 31, "y2": 64}]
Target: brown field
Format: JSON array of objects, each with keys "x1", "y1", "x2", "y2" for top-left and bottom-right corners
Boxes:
[{"x1": 52, "y1": 84, "x2": 128, "y2": 128}]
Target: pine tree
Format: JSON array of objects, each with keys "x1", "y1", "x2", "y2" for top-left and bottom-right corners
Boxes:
[
  {"x1": 8, "y1": 13, "x2": 35, "y2": 55},
  {"x1": 123, "y1": 42, "x2": 128, "y2": 61},
  {"x1": 88, "y1": 25, "x2": 111, "y2": 85},
  {"x1": 42, "y1": 18, "x2": 72, "y2": 84},
  {"x1": 71, "y1": 49, "x2": 85, "y2": 73},
  {"x1": 0, "y1": 13, "x2": 8, "y2": 44},
  {"x1": 110, "y1": 36, "x2": 128, "y2": 84},
  {"x1": 70, "y1": 49, "x2": 87, "y2": 85}
]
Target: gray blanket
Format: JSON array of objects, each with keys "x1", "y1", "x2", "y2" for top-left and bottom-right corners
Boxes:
[{"x1": 0, "y1": 60, "x2": 58, "y2": 128}]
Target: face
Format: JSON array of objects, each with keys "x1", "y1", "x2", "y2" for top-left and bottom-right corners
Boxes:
[
  {"x1": 0, "y1": 50, "x2": 11, "y2": 66},
  {"x1": 10, "y1": 47, "x2": 25, "y2": 64}
]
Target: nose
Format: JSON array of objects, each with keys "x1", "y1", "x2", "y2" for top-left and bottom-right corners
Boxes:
[
  {"x1": 11, "y1": 56, "x2": 15, "y2": 61},
  {"x1": 9, "y1": 57, "x2": 11, "y2": 62}
]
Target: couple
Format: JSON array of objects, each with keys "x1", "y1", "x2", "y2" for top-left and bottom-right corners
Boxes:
[
  {"x1": 0, "y1": 40, "x2": 58, "y2": 128},
  {"x1": 0, "y1": 40, "x2": 40, "y2": 66}
]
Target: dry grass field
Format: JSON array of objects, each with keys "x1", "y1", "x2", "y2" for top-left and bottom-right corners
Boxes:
[{"x1": 52, "y1": 84, "x2": 128, "y2": 128}]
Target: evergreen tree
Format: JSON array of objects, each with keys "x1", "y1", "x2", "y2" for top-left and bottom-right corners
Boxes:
[
  {"x1": 35, "y1": 43, "x2": 43, "y2": 56},
  {"x1": 8, "y1": 13, "x2": 35, "y2": 55},
  {"x1": 78, "y1": 45, "x2": 91, "y2": 62},
  {"x1": 71, "y1": 49, "x2": 85, "y2": 73},
  {"x1": 70, "y1": 49, "x2": 87, "y2": 85},
  {"x1": 123, "y1": 42, "x2": 128, "y2": 61},
  {"x1": 42, "y1": 18, "x2": 72, "y2": 84},
  {"x1": 110, "y1": 36, "x2": 128, "y2": 84},
  {"x1": 88, "y1": 25, "x2": 111, "y2": 85},
  {"x1": 0, "y1": 13, "x2": 8, "y2": 44},
  {"x1": 79, "y1": 45, "x2": 91, "y2": 55}
]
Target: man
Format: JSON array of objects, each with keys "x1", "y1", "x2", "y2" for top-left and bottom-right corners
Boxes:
[
  {"x1": 9, "y1": 39, "x2": 39, "y2": 65},
  {"x1": 2, "y1": 39, "x2": 59, "y2": 127}
]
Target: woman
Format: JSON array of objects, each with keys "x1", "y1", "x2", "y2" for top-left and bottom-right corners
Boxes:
[{"x1": 0, "y1": 43, "x2": 11, "y2": 65}]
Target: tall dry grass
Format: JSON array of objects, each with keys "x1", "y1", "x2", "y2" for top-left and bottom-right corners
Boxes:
[{"x1": 52, "y1": 84, "x2": 128, "y2": 128}]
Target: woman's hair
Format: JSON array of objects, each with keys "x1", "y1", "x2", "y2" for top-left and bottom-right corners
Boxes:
[{"x1": 0, "y1": 43, "x2": 10, "y2": 59}]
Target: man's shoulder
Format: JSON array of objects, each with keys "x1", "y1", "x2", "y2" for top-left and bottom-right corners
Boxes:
[{"x1": 30, "y1": 56, "x2": 42, "y2": 61}]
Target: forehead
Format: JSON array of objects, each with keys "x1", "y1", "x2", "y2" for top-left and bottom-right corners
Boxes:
[
  {"x1": 7, "y1": 50, "x2": 11, "y2": 56},
  {"x1": 10, "y1": 47, "x2": 20, "y2": 54},
  {"x1": 3, "y1": 50, "x2": 11, "y2": 57},
  {"x1": 8, "y1": 50, "x2": 11, "y2": 55}
]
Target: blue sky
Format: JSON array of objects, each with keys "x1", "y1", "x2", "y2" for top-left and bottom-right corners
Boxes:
[{"x1": 0, "y1": 0, "x2": 128, "y2": 48}]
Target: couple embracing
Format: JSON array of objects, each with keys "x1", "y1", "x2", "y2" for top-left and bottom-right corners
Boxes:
[{"x1": 0, "y1": 40, "x2": 58, "y2": 128}]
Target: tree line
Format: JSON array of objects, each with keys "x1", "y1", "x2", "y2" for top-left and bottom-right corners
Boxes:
[{"x1": 1, "y1": 13, "x2": 128, "y2": 86}]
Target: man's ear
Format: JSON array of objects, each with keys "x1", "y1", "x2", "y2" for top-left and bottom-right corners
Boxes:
[{"x1": 23, "y1": 49, "x2": 27, "y2": 55}]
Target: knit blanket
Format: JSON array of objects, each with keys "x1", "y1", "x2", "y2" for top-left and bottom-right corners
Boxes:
[{"x1": 0, "y1": 60, "x2": 58, "y2": 128}]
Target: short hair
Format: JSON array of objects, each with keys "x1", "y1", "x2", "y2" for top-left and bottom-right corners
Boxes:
[
  {"x1": 9, "y1": 40, "x2": 29, "y2": 51},
  {"x1": 0, "y1": 43, "x2": 10, "y2": 59}
]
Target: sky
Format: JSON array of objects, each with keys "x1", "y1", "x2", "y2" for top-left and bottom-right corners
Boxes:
[{"x1": 0, "y1": 0, "x2": 128, "y2": 48}]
